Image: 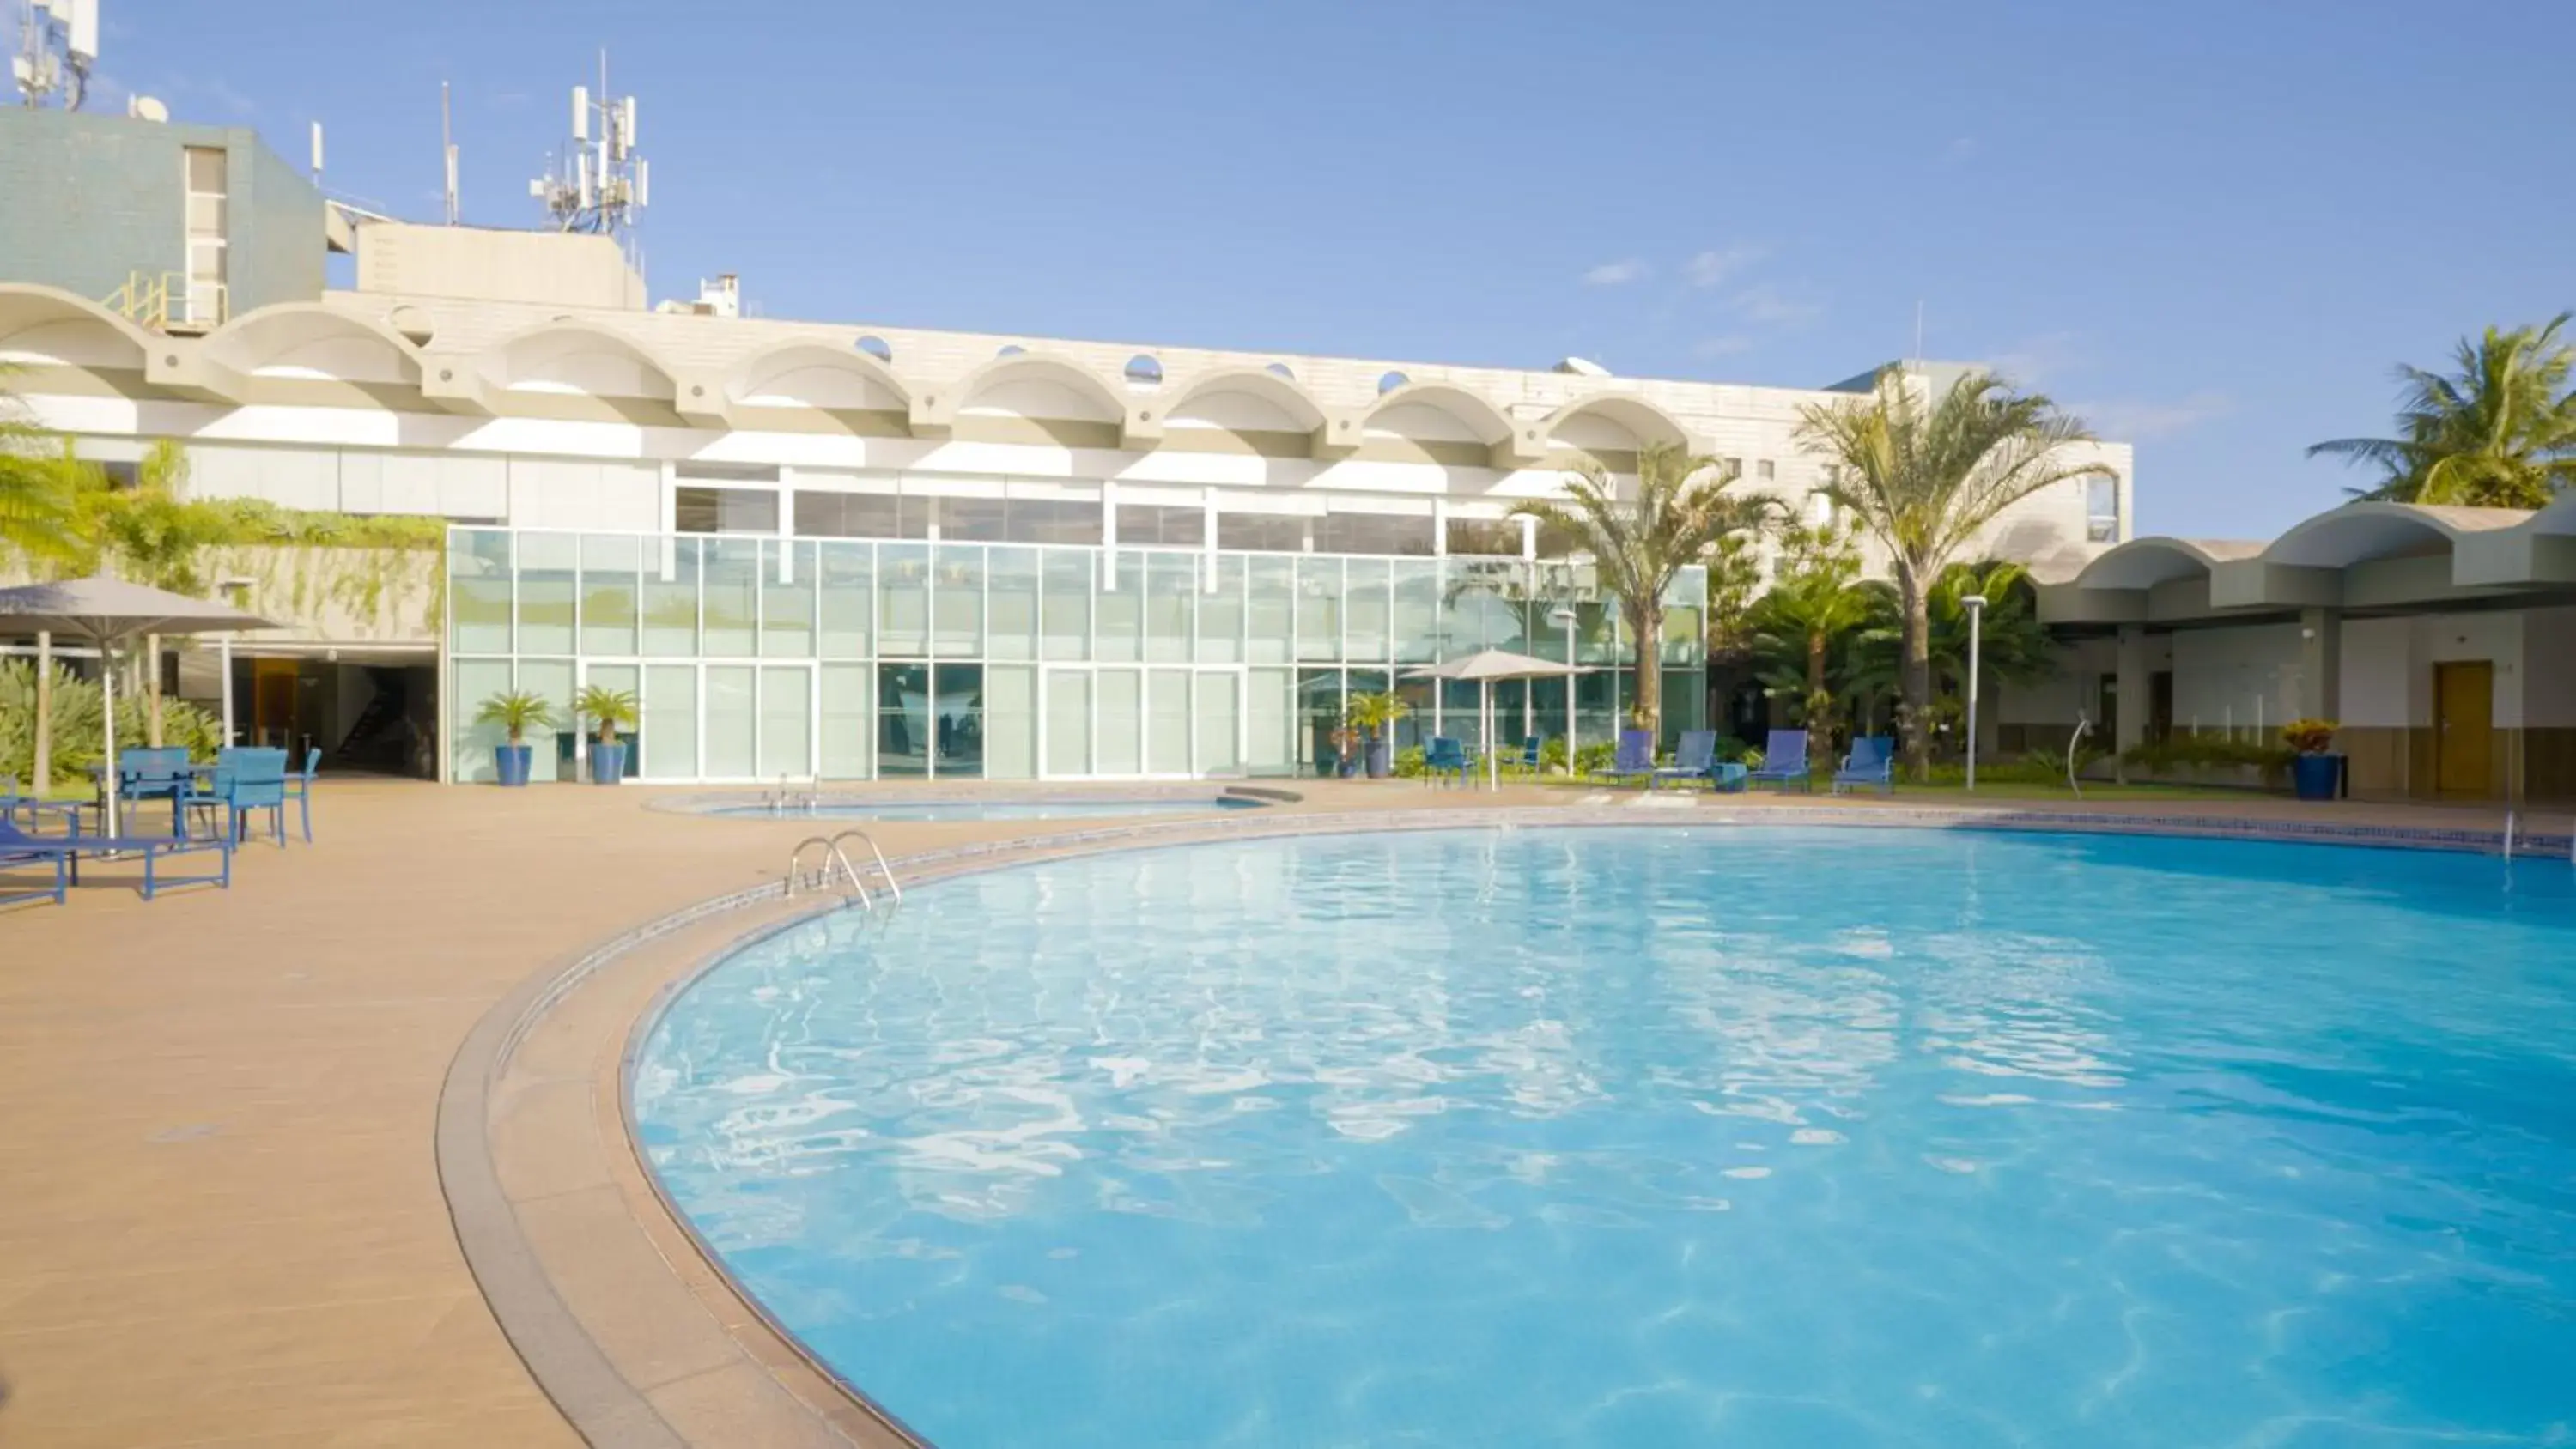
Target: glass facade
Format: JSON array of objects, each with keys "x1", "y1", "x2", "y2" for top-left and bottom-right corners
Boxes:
[{"x1": 444, "y1": 528, "x2": 1705, "y2": 784}]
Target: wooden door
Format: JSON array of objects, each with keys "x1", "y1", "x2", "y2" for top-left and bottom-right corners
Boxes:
[{"x1": 2434, "y1": 661, "x2": 2494, "y2": 797}]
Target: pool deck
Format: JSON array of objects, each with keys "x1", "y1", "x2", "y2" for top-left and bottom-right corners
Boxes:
[{"x1": 1, "y1": 779, "x2": 2567, "y2": 1447}]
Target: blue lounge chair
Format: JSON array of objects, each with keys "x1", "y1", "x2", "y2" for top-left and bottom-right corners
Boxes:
[
  {"x1": 0, "y1": 819, "x2": 233, "y2": 901},
  {"x1": 1424, "y1": 736, "x2": 1472, "y2": 786},
  {"x1": 1652, "y1": 730, "x2": 1718, "y2": 790},
  {"x1": 284, "y1": 746, "x2": 321, "y2": 843},
  {"x1": 1514, "y1": 734, "x2": 1543, "y2": 779},
  {"x1": 1833, "y1": 735, "x2": 1896, "y2": 795},
  {"x1": 1747, "y1": 729, "x2": 1812, "y2": 792},
  {"x1": 1593, "y1": 728, "x2": 1656, "y2": 786}
]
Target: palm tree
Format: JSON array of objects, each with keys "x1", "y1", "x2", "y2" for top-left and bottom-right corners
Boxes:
[
  {"x1": 1746, "y1": 521, "x2": 1868, "y2": 728},
  {"x1": 1844, "y1": 560, "x2": 2054, "y2": 745},
  {"x1": 1796, "y1": 367, "x2": 2109, "y2": 777},
  {"x1": 0, "y1": 368, "x2": 79, "y2": 566},
  {"x1": 1513, "y1": 441, "x2": 1767, "y2": 741},
  {"x1": 2308, "y1": 315, "x2": 2576, "y2": 508}
]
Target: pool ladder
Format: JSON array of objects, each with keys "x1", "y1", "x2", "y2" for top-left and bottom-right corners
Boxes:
[
  {"x1": 765, "y1": 774, "x2": 821, "y2": 815},
  {"x1": 785, "y1": 829, "x2": 904, "y2": 912}
]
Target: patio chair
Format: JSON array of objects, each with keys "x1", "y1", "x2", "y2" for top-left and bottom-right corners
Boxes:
[
  {"x1": 0, "y1": 819, "x2": 233, "y2": 901},
  {"x1": 1424, "y1": 736, "x2": 1472, "y2": 787},
  {"x1": 2, "y1": 775, "x2": 82, "y2": 835},
  {"x1": 1514, "y1": 734, "x2": 1544, "y2": 779},
  {"x1": 1747, "y1": 729, "x2": 1812, "y2": 792},
  {"x1": 185, "y1": 747, "x2": 289, "y2": 847},
  {"x1": 116, "y1": 747, "x2": 199, "y2": 836},
  {"x1": 1833, "y1": 735, "x2": 1896, "y2": 795},
  {"x1": 283, "y1": 746, "x2": 321, "y2": 843},
  {"x1": 1652, "y1": 730, "x2": 1718, "y2": 790},
  {"x1": 1591, "y1": 728, "x2": 1656, "y2": 786}
]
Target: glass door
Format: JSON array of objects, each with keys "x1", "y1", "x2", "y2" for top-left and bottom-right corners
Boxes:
[
  {"x1": 759, "y1": 664, "x2": 816, "y2": 781},
  {"x1": 1194, "y1": 668, "x2": 1243, "y2": 777},
  {"x1": 1042, "y1": 667, "x2": 1094, "y2": 779}
]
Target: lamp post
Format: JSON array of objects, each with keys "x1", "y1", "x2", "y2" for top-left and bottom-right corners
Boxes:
[
  {"x1": 216, "y1": 576, "x2": 258, "y2": 747},
  {"x1": 1962, "y1": 593, "x2": 1987, "y2": 792},
  {"x1": 1548, "y1": 604, "x2": 1577, "y2": 766}
]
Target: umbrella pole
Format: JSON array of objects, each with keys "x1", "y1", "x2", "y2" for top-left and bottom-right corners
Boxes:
[
  {"x1": 100, "y1": 639, "x2": 120, "y2": 839},
  {"x1": 1485, "y1": 682, "x2": 1497, "y2": 792}
]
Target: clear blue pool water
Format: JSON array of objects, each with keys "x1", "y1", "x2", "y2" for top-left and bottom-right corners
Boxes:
[
  {"x1": 633, "y1": 827, "x2": 2576, "y2": 1447},
  {"x1": 705, "y1": 797, "x2": 1262, "y2": 822}
]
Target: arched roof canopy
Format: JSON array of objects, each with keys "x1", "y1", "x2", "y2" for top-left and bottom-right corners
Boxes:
[
  {"x1": 723, "y1": 337, "x2": 910, "y2": 411},
  {"x1": 0, "y1": 283, "x2": 154, "y2": 370},
  {"x1": 2073, "y1": 537, "x2": 2257, "y2": 591},
  {"x1": 1539, "y1": 395, "x2": 1692, "y2": 452},
  {"x1": 2261, "y1": 503, "x2": 2482, "y2": 569},
  {"x1": 2533, "y1": 491, "x2": 2576, "y2": 537},
  {"x1": 477, "y1": 319, "x2": 681, "y2": 400},
  {"x1": 1359, "y1": 380, "x2": 1513, "y2": 446},
  {"x1": 1158, "y1": 365, "x2": 1328, "y2": 433},
  {"x1": 944, "y1": 350, "x2": 1127, "y2": 422},
  {"x1": 203, "y1": 302, "x2": 423, "y2": 385}
]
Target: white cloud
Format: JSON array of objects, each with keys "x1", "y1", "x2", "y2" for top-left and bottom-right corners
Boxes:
[
  {"x1": 2074, "y1": 391, "x2": 2234, "y2": 440},
  {"x1": 1581, "y1": 258, "x2": 1649, "y2": 288},
  {"x1": 1730, "y1": 285, "x2": 1822, "y2": 328},
  {"x1": 1693, "y1": 336, "x2": 1756, "y2": 359},
  {"x1": 1685, "y1": 245, "x2": 1766, "y2": 288},
  {"x1": 1985, "y1": 332, "x2": 2087, "y2": 390}
]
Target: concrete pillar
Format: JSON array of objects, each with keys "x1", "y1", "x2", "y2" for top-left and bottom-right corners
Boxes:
[
  {"x1": 2115, "y1": 626, "x2": 2148, "y2": 755},
  {"x1": 2299, "y1": 608, "x2": 2342, "y2": 723}
]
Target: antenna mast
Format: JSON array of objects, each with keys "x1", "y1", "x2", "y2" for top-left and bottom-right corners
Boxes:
[
  {"x1": 440, "y1": 81, "x2": 459, "y2": 224},
  {"x1": 528, "y1": 48, "x2": 648, "y2": 252},
  {"x1": 13, "y1": 0, "x2": 99, "y2": 109}
]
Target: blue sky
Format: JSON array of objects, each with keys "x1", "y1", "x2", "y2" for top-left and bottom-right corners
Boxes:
[{"x1": 78, "y1": 0, "x2": 2576, "y2": 538}]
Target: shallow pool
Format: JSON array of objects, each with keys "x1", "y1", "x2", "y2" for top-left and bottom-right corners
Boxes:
[
  {"x1": 633, "y1": 827, "x2": 2576, "y2": 1447},
  {"x1": 703, "y1": 796, "x2": 1263, "y2": 822}
]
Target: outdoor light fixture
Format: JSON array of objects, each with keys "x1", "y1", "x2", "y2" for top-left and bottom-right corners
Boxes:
[{"x1": 1548, "y1": 606, "x2": 1578, "y2": 760}]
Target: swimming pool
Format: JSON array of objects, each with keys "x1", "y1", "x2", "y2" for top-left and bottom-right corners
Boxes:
[
  {"x1": 700, "y1": 796, "x2": 1264, "y2": 822},
  {"x1": 633, "y1": 826, "x2": 2576, "y2": 1447}
]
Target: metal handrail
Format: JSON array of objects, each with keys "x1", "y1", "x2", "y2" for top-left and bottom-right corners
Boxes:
[
  {"x1": 2066, "y1": 713, "x2": 2092, "y2": 800},
  {"x1": 826, "y1": 828, "x2": 902, "y2": 907},
  {"x1": 784, "y1": 834, "x2": 871, "y2": 909}
]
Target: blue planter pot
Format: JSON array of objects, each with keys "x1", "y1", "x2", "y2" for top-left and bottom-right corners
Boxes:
[
  {"x1": 2292, "y1": 753, "x2": 2342, "y2": 802},
  {"x1": 495, "y1": 743, "x2": 533, "y2": 787},
  {"x1": 1365, "y1": 737, "x2": 1393, "y2": 779},
  {"x1": 590, "y1": 741, "x2": 629, "y2": 785}
]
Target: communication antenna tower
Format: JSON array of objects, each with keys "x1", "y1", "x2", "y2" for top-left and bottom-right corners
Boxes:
[
  {"x1": 528, "y1": 49, "x2": 648, "y2": 244},
  {"x1": 12, "y1": 0, "x2": 99, "y2": 109}
]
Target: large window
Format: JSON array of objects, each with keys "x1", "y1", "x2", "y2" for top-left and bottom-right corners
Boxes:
[
  {"x1": 794, "y1": 490, "x2": 904, "y2": 539},
  {"x1": 1217, "y1": 512, "x2": 1306, "y2": 553},
  {"x1": 1315, "y1": 507, "x2": 1431, "y2": 556},
  {"x1": 2087, "y1": 476, "x2": 2122, "y2": 543},
  {"x1": 676, "y1": 486, "x2": 780, "y2": 535},
  {"x1": 1116, "y1": 502, "x2": 1204, "y2": 548}
]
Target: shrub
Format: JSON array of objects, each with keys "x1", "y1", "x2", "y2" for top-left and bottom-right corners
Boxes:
[
  {"x1": 1712, "y1": 734, "x2": 1755, "y2": 765},
  {"x1": 1573, "y1": 741, "x2": 1615, "y2": 775},
  {"x1": 1539, "y1": 736, "x2": 1570, "y2": 773},
  {"x1": 2279, "y1": 718, "x2": 2336, "y2": 755},
  {"x1": 2119, "y1": 733, "x2": 2294, "y2": 787},
  {"x1": 0, "y1": 659, "x2": 220, "y2": 787},
  {"x1": 1392, "y1": 745, "x2": 1428, "y2": 779}
]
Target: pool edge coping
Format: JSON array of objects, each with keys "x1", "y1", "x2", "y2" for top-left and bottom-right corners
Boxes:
[{"x1": 439, "y1": 802, "x2": 2573, "y2": 1447}]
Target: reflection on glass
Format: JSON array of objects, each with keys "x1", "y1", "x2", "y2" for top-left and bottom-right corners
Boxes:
[
  {"x1": 1044, "y1": 669, "x2": 1091, "y2": 777},
  {"x1": 643, "y1": 664, "x2": 696, "y2": 779},
  {"x1": 1296, "y1": 667, "x2": 1343, "y2": 777},
  {"x1": 704, "y1": 664, "x2": 756, "y2": 777},
  {"x1": 760, "y1": 666, "x2": 811, "y2": 778},
  {"x1": 516, "y1": 534, "x2": 576, "y2": 657},
  {"x1": 580, "y1": 535, "x2": 639, "y2": 656},
  {"x1": 762, "y1": 540, "x2": 815, "y2": 658},
  {"x1": 1296, "y1": 556, "x2": 1341, "y2": 662},
  {"x1": 1247, "y1": 667, "x2": 1293, "y2": 774},
  {"x1": 933, "y1": 546, "x2": 984, "y2": 658},
  {"x1": 642, "y1": 537, "x2": 700, "y2": 657},
  {"x1": 1095, "y1": 555, "x2": 1142, "y2": 664},
  {"x1": 817, "y1": 542, "x2": 872, "y2": 659},
  {"x1": 878, "y1": 544, "x2": 929, "y2": 658},
  {"x1": 1198, "y1": 556, "x2": 1244, "y2": 664},
  {"x1": 1245, "y1": 555, "x2": 1292, "y2": 665},
  {"x1": 1096, "y1": 669, "x2": 1142, "y2": 776},
  {"x1": 1196, "y1": 670, "x2": 1241, "y2": 775},
  {"x1": 702, "y1": 539, "x2": 760, "y2": 657},
  {"x1": 987, "y1": 547, "x2": 1039, "y2": 662},
  {"x1": 819, "y1": 664, "x2": 870, "y2": 779},
  {"x1": 1147, "y1": 670, "x2": 1190, "y2": 775},
  {"x1": 1392, "y1": 559, "x2": 1438, "y2": 663},
  {"x1": 1145, "y1": 552, "x2": 1194, "y2": 664},
  {"x1": 1042, "y1": 549, "x2": 1091, "y2": 662},
  {"x1": 1345, "y1": 558, "x2": 1390, "y2": 662},
  {"x1": 984, "y1": 664, "x2": 1035, "y2": 779},
  {"x1": 876, "y1": 663, "x2": 930, "y2": 778},
  {"x1": 934, "y1": 664, "x2": 983, "y2": 777}
]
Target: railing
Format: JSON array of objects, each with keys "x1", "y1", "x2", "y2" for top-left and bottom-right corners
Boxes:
[
  {"x1": 100, "y1": 271, "x2": 228, "y2": 334},
  {"x1": 783, "y1": 828, "x2": 902, "y2": 911}
]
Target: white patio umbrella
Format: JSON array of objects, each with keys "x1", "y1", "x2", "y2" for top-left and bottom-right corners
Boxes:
[
  {"x1": 0, "y1": 577, "x2": 276, "y2": 837},
  {"x1": 1402, "y1": 647, "x2": 1594, "y2": 791}
]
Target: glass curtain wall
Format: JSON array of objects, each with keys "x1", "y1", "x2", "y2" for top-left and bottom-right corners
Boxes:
[{"x1": 446, "y1": 527, "x2": 1704, "y2": 784}]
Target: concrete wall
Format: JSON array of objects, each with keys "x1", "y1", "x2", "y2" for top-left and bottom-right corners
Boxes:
[
  {"x1": 2171, "y1": 624, "x2": 2303, "y2": 737},
  {"x1": 0, "y1": 108, "x2": 320, "y2": 316},
  {"x1": 354, "y1": 223, "x2": 644, "y2": 310}
]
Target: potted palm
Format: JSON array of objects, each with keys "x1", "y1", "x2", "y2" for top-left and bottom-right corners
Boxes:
[
  {"x1": 1346, "y1": 691, "x2": 1410, "y2": 779},
  {"x1": 475, "y1": 689, "x2": 556, "y2": 787},
  {"x1": 575, "y1": 684, "x2": 639, "y2": 785},
  {"x1": 2281, "y1": 718, "x2": 2341, "y2": 801}
]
